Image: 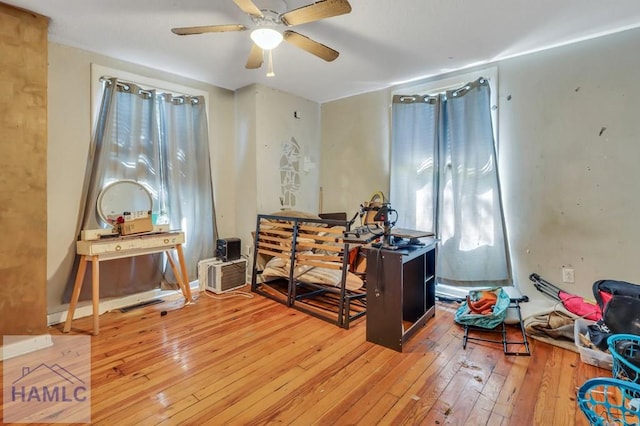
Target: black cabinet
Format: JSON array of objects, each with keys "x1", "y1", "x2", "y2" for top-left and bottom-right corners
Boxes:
[{"x1": 366, "y1": 239, "x2": 437, "y2": 352}]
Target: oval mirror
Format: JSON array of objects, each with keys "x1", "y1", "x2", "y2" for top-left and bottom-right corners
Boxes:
[{"x1": 97, "y1": 180, "x2": 153, "y2": 224}]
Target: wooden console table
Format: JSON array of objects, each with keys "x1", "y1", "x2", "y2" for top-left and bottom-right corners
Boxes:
[
  {"x1": 366, "y1": 239, "x2": 437, "y2": 352},
  {"x1": 63, "y1": 231, "x2": 192, "y2": 335}
]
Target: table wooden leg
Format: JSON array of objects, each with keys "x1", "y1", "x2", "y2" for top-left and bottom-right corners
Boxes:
[
  {"x1": 176, "y1": 244, "x2": 193, "y2": 302},
  {"x1": 166, "y1": 251, "x2": 188, "y2": 298},
  {"x1": 63, "y1": 255, "x2": 88, "y2": 333},
  {"x1": 91, "y1": 255, "x2": 100, "y2": 336}
]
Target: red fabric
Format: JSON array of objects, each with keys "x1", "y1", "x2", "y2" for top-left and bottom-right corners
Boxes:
[
  {"x1": 558, "y1": 290, "x2": 602, "y2": 321},
  {"x1": 599, "y1": 290, "x2": 614, "y2": 309}
]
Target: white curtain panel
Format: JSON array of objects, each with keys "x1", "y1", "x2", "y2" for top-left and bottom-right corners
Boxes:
[
  {"x1": 390, "y1": 94, "x2": 439, "y2": 233},
  {"x1": 157, "y1": 92, "x2": 217, "y2": 282}
]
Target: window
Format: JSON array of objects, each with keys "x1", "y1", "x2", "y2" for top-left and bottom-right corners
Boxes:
[
  {"x1": 72, "y1": 65, "x2": 217, "y2": 298},
  {"x1": 390, "y1": 68, "x2": 511, "y2": 296}
]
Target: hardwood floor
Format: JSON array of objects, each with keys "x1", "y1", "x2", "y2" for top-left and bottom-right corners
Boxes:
[{"x1": 5, "y1": 288, "x2": 610, "y2": 425}]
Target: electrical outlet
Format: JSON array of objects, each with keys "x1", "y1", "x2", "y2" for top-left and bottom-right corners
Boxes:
[{"x1": 562, "y1": 268, "x2": 575, "y2": 283}]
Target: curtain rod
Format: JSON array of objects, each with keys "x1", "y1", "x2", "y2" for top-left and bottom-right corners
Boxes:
[
  {"x1": 393, "y1": 77, "x2": 489, "y2": 103},
  {"x1": 392, "y1": 94, "x2": 438, "y2": 104},
  {"x1": 99, "y1": 76, "x2": 203, "y2": 104}
]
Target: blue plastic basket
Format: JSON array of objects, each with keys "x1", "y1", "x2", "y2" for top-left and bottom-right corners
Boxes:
[
  {"x1": 609, "y1": 334, "x2": 640, "y2": 385},
  {"x1": 578, "y1": 377, "x2": 640, "y2": 425}
]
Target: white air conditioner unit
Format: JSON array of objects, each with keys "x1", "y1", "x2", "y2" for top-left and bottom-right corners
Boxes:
[{"x1": 198, "y1": 258, "x2": 247, "y2": 294}]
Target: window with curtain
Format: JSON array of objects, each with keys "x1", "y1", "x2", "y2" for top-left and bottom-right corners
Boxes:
[
  {"x1": 390, "y1": 76, "x2": 511, "y2": 294},
  {"x1": 65, "y1": 77, "x2": 217, "y2": 301}
]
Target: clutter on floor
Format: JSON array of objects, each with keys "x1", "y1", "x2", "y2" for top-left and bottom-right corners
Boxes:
[
  {"x1": 529, "y1": 273, "x2": 640, "y2": 362},
  {"x1": 455, "y1": 288, "x2": 530, "y2": 356},
  {"x1": 577, "y1": 333, "x2": 640, "y2": 423}
]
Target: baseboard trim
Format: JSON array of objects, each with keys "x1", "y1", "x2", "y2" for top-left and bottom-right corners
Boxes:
[
  {"x1": 47, "y1": 281, "x2": 200, "y2": 326},
  {"x1": 1, "y1": 335, "x2": 54, "y2": 361}
]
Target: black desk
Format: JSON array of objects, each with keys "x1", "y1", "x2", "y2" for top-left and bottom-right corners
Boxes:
[{"x1": 366, "y1": 239, "x2": 437, "y2": 351}]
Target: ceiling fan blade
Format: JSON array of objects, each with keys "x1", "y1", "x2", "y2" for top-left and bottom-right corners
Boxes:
[
  {"x1": 281, "y1": 0, "x2": 351, "y2": 26},
  {"x1": 233, "y1": 0, "x2": 263, "y2": 17},
  {"x1": 171, "y1": 24, "x2": 246, "y2": 35},
  {"x1": 284, "y1": 30, "x2": 339, "y2": 62},
  {"x1": 246, "y1": 43, "x2": 264, "y2": 69}
]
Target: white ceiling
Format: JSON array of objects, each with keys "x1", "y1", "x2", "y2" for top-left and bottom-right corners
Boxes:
[{"x1": 5, "y1": 0, "x2": 640, "y2": 103}]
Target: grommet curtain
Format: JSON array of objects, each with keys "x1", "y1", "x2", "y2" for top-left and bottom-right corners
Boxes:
[
  {"x1": 391, "y1": 78, "x2": 511, "y2": 288},
  {"x1": 65, "y1": 77, "x2": 216, "y2": 301}
]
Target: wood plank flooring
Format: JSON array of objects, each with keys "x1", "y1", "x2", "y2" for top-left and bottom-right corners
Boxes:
[{"x1": 3, "y1": 287, "x2": 611, "y2": 425}]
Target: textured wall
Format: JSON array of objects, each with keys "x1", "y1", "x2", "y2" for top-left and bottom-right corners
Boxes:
[
  {"x1": 0, "y1": 3, "x2": 48, "y2": 334},
  {"x1": 254, "y1": 85, "x2": 321, "y2": 214},
  {"x1": 320, "y1": 27, "x2": 640, "y2": 302},
  {"x1": 235, "y1": 84, "x2": 321, "y2": 258},
  {"x1": 320, "y1": 89, "x2": 391, "y2": 218},
  {"x1": 498, "y1": 27, "x2": 640, "y2": 300}
]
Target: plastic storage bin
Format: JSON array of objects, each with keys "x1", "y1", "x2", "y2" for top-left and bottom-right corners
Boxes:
[{"x1": 574, "y1": 318, "x2": 613, "y2": 370}]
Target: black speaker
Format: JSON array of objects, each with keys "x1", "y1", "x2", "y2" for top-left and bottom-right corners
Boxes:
[{"x1": 216, "y1": 237, "x2": 241, "y2": 262}]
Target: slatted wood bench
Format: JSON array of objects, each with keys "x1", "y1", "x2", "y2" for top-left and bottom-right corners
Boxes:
[{"x1": 250, "y1": 213, "x2": 366, "y2": 328}]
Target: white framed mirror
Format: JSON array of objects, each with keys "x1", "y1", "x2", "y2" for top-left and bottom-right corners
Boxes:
[{"x1": 97, "y1": 180, "x2": 152, "y2": 224}]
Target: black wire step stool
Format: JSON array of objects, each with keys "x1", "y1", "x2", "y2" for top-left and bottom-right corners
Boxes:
[{"x1": 462, "y1": 297, "x2": 531, "y2": 356}]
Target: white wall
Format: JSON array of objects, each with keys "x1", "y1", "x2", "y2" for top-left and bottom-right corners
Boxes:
[
  {"x1": 499, "y1": 27, "x2": 640, "y2": 300},
  {"x1": 321, "y1": 27, "x2": 640, "y2": 302},
  {"x1": 234, "y1": 85, "x2": 259, "y2": 255},
  {"x1": 320, "y1": 89, "x2": 391, "y2": 219},
  {"x1": 47, "y1": 43, "x2": 236, "y2": 314},
  {"x1": 255, "y1": 85, "x2": 321, "y2": 213},
  {"x1": 235, "y1": 84, "x2": 321, "y2": 255}
]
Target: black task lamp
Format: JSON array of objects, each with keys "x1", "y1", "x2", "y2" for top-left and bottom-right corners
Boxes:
[{"x1": 373, "y1": 203, "x2": 397, "y2": 249}]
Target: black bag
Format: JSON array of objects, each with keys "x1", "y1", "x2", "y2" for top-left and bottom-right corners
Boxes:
[
  {"x1": 603, "y1": 295, "x2": 640, "y2": 335},
  {"x1": 592, "y1": 279, "x2": 640, "y2": 313},
  {"x1": 588, "y1": 280, "x2": 640, "y2": 350},
  {"x1": 586, "y1": 320, "x2": 611, "y2": 351}
]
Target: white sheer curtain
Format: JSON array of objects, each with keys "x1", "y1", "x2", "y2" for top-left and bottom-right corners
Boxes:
[
  {"x1": 390, "y1": 95, "x2": 439, "y2": 233},
  {"x1": 65, "y1": 78, "x2": 216, "y2": 301},
  {"x1": 391, "y1": 77, "x2": 511, "y2": 288},
  {"x1": 158, "y1": 92, "x2": 217, "y2": 283}
]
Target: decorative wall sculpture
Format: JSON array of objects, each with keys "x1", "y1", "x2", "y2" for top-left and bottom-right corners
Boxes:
[{"x1": 279, "y1": 136, "x2": 301, "y2": 208}]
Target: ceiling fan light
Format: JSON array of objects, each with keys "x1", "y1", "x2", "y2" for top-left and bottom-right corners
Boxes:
[{"x1": 250, "y1": 28, "x2": 283, "y2": 50}]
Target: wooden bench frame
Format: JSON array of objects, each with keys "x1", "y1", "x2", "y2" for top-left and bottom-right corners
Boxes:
[{"x1": 250, "y1": 214, "x2": 366, "y2": 329}]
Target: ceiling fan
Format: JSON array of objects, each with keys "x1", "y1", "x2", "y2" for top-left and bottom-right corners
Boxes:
[{"x1": 171, "y1": 0, "x2": 352, "y2": 76}]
